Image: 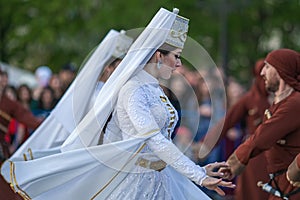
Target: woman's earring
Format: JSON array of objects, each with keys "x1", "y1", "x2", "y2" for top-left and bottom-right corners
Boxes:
[{"x1": 157, "y1": 60, "x2": 162, "y2": 69}]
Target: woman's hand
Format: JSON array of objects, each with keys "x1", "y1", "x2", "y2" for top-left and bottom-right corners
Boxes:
[{"x1": 201, "y1": 176, "x2": 236, "y2": 196}]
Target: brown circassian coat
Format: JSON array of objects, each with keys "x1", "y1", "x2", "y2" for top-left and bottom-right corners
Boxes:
[{"x1": 234, "y1": 91, "x2": 300, "y2": 200}]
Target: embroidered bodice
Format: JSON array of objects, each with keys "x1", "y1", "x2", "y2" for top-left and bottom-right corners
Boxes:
[{"x1": 104, "y1": 70, "x2": 206, "y2": 185}]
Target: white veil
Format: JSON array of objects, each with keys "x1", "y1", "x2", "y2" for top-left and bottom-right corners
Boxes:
[
  {"x1": 11, "y1": 30, "x2": 121, "y2": 159},
  {"x1": 61, "y1": 8, "x2": 177, "y2": 151}
]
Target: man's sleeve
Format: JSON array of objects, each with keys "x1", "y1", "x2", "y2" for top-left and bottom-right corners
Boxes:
[{"x1": 8, "y1": 98, "x2": 42, "y2": 129}]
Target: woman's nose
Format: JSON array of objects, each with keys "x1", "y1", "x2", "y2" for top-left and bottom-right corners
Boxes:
[{"x1": 176, "y1": 60, "x2": 182, "y2": 67}]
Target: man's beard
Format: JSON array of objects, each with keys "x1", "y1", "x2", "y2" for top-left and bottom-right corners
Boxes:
[{"x1": 266, "y1": 79, "x2": 280, "y2": 93}]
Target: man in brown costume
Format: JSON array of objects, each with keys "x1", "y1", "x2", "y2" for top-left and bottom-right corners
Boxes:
[
  {"x1": 199, "y1": 59, "x2": 270, "y2": 199},
  {"x1": 0, "y1": 69, "x2": 42, "y2": 200},
  {"x1": 222, "y1": 48, "x2": 300, "y2": 200}
]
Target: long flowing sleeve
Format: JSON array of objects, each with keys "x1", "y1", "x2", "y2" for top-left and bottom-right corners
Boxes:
[
  {"x1": 117, "y1": 74, "x2": 207, "y2": 186},
  {"x1": 146, "y1": 133, "x2": 207, "y2": 185}
]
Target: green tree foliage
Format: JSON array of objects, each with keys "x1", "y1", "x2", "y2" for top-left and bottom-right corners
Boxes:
[{"x1": 0, "y1": 0, "x2": 299, "y2": 85}]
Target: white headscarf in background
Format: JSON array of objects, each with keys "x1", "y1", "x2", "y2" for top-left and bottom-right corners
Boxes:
[{"x1": 12, "y1": 29, "x2": 127, "y2": 159}]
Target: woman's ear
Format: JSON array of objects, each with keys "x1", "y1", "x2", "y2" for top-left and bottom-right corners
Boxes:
[{"x1": 155, "y1": 51, "x2": 162, "y2": 62}]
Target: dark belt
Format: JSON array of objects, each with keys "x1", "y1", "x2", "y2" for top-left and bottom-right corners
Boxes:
[
  {"x1": 264, "y1": 170, "x2": 300, "y2": 199},
  {"x1": 269, "y1": 169, "x2": 286, "y2": 179}
]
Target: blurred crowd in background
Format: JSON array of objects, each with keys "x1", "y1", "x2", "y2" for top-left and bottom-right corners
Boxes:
[
  {"x1": 0, "y1": 60, "x2": 251, "y2": 199},
  {"x1": 0, "y1": 63, "x2": 76, "y2": 155}
]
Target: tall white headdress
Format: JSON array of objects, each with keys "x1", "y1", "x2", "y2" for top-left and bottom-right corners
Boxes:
[
  {"x1": 112, "y1": 30, "x2": 133, "y2": 59},
  {"x1": 165, "y1": 8, "x2": 189, "y2": 49},
  {"x1": 11, "y1": 30, "x2": 133, "y2": 159},
  {"x1": 62, "y1": 8, "x2": 189, "y2": 151}
]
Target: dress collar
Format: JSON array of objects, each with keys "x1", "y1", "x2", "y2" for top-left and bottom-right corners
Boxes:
[{"x1": 136, "y1": 70, "x2": 159, "y2": 86}]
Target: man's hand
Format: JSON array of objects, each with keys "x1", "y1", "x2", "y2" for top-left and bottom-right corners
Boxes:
[
  {"x1": 204, "y1": 161, "x2": 229, "y2": 177},
  {"x1": 286, "y1": 174, "x2": 300, "y2": 187},
  {"x1": 286, "y1": 167, "x2": 300, "y2": 187},
  {"x1": 219, "y1": 153, "x2": 246, "y2": 180},
  {"x1": 287, "y1": 155, "x2": 300, "y2": 187},
  {"x1": 219, "y1": 166, "x2": 233, "y2": 180}
]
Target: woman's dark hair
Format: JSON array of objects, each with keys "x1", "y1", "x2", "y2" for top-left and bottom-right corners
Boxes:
[
  {"x1": 104, "y1": 57, "x2": 122, "y2": 69},
  {"x1": 157, "y1": 43, "x2": 178, "y2": 55},
  {"x1": 109, "y1": 58, "x2": 122, "y2": 68},
  {"x1": 38, "y1": 86, "x2": 56, "y2": 110},
  {"x1": 3, "y1": 85, "x2": 17, "y2": 99},
  {"x1": 157, "y1": 49, "x2": 170, "y2": 55},
  {"x1": 17, "y1": 84, "x2": 32, "y2": 102}
]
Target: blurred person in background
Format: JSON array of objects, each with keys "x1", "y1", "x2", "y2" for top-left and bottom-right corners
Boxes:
[
  {"x1": 169, "y1": 72, "x2": 199, "y2": 138},
  {"x1": 32, "y1": 86, "x2": 56, "y2": 119},
  {"x1": 32, "y1": 66, "x2": 52, "y2": 104},
  {"x1": 17, "y1": 84, "x2": 34, "y2": 111},
  {"x1": 195, "y1": 77, "x2": 223, "y2": 163},
  {"x1": 0, "y1": 70, "x2": 9, "y2": 89},
  {"x1": 199, "y1": 59, "x2": 271, "y2": 200},
  {"x1": 3, "y1": 85, "x2": 17, "y2": 101},
  {"x1": 3, "y1": 86, "x2": 30, "y2": 154},
  {"x1": 192, "y1": 72, "x2": 227, "y2": 199},
  {"x1": 48, "y1": 74, "x2": 63, "y2": 103},
  {"x1": 0, "y1": 69, "x2": 42, "y2": 200},
  {"x1": 219, "y1": 78, "x2": 245, "y2": 161},
  {"x1": 58, "y1": 63, "x2": 76, "y2": 93},
  {"x1": 88, "y1": 58, "x2": 122, "y2": 110}
]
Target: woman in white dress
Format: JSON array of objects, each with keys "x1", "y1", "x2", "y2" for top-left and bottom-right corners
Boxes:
[
  {"x1": 103, "y1": 44, "x2": 234, "y2": 199},
  {"x1": 1, "y1": 8, "x2": 234, "y2": 200}
]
